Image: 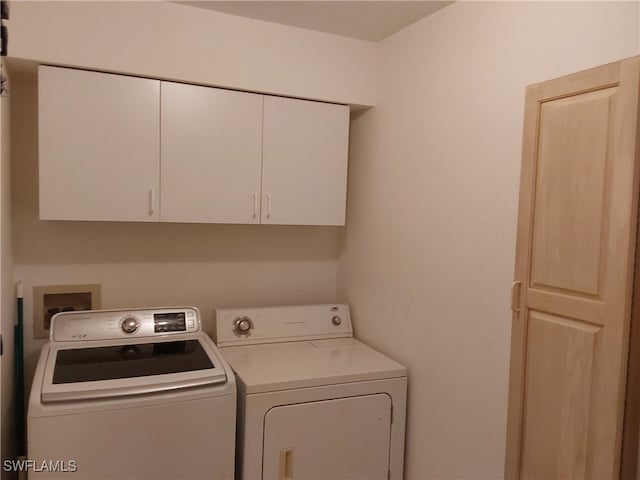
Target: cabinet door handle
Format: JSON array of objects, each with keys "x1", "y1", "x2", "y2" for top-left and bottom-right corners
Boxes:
[
  {"x1": 148, "y1": 188, "x2": 155, "y2": 216},
  {"x1": 511, "y1": 281, "x2": 522, "y2": 313},
  {"x1": 279, "y1": 447, "x2": 293, "y2": 480},
  {"x1": 266, "y1": 193, "x2": 272, "y2": 218},
  {"x1": 252, "y1": 193, "x2": 258, "y2": 219}
]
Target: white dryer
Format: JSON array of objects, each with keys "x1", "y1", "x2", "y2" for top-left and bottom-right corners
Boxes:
[
  {"x1": 28, "y1": 307, "x2": 236, "y2": 479},
  {"x1": 215, "y1": 304, "x2": 407, "y2": 480}
]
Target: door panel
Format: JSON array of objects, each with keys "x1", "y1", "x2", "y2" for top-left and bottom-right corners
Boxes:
[
  {"x1": 261, "y1": 96, "x2": 349, "y2": 226},
  {"x1": 520, "y1": 311, "x2": 601, "y2": 479},
  {"x1": 505, "y1": 57, "x2": 640, "y2": 479},
  {"x1": 530, "y1": 88, "x2": 615, "y2": 297},
  {"x1": 262, "y1": 394, "x2": 391, "y2": 480},
  {"x1": 160, "y1": 82, "x2": 263, "y2": 223},
  {"x1": 38, "y1": 66, "x2": 160, "y2": 221}
]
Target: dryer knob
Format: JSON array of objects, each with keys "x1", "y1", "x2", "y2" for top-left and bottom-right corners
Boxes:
[
  {"x1": 121, "y1": 316, "x2": 140, "y2": 334},
  {"x1": 233, "y1": 316, "x2": 253, "y2": 336}
]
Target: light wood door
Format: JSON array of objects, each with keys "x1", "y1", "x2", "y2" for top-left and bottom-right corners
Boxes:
[
  {"x1": 505, "y1": 57, "x2": 640, "y2": 479},
  {"x1": 38, "y1": 66, "x2": 160, "y2": 221},
  {"x1": 160, "y1": 82, "x2": 264, "y2": 223},
  {"x1": 261, "y1": 96, "x2": 349, "y2": 226},
  {"x1": 262, "y1": 395, "x2": 391, "y2": 480}
]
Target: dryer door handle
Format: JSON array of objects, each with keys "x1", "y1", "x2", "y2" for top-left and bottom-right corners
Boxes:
[{"x1": 279, "y1": 447, "x2": 293, "y2": 480}]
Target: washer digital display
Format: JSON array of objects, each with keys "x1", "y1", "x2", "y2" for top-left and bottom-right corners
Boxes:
[{"x1": 154, "y1": 312, "x2": 186, "y2": 332}]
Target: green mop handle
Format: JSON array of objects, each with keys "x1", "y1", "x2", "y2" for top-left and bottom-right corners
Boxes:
[{"x1": 14, "y1": 281, "x2": 25, "y2": 457}]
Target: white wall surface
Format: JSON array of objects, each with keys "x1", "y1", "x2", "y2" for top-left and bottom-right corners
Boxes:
[
  {"x1": 7, "y1": 1, "x2": 376, "y2": 107},
  {"x1": 0, "y1": 78, "x2": 15, "y2": 473},
  {"x1": 337, "y1": 2, "x2": 640, "y2": 479},
  {"x1": 10, "y1": 70, "x2": 339, "y2": 397}
]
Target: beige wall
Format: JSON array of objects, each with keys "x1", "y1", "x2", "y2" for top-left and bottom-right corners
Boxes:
[
  {"x1": 1, "y1": 76, "x2": 15, "y2": 473},
  {"x1": 338, "y1": 1, "x2": 640, "y2": 478},
  {"x1": 10, "y1": 1, "x2": 640, "y2": 477},
  {"x1": 7, "y1": 1, "x2": 376, "y2": 107},
  {"x1": 11, "y1": 69, "x2": 340, "y2": 394}
]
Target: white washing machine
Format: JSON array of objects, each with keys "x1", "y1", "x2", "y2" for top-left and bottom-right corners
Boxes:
[
  {"x1": 215, "y1": 304, "x2": 407, "y2": 480},
  {"x1": 28, "y1": 307, "x2": 236, "y2": 479}
]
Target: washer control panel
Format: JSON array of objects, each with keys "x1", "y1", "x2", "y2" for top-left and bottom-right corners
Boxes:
[{"x1": 51, "y1": 307, "x2": 200, "y2": 342}]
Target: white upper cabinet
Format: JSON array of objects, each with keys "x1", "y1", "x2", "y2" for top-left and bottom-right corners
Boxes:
[
  {"x1": 39, "y1": 66, "x2": 160, "y2": 221},
  {"x1": 262, "y1": 96, "x2": 350, "y2": 226},
  {"x1": 38, "y1": 67, "x2": 350, "y2": 225},
  {"x1": 160, "y1": 82, "x2": 263, "y2": 224}
]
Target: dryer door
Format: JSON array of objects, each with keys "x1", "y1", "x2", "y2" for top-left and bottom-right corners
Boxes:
[{"x1": 262, "y1": 393, "x2": 391, "y2": 480}]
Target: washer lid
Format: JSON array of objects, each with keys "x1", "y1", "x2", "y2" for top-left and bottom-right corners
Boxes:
[
  {"x1": 220, "y1": 337, "x2": 406, "y2": 394},
  {"x1": 40, "y1": 333, "x2": 227, "y2": 403}
]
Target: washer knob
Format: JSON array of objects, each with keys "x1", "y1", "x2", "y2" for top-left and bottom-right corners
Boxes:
[
  {"x1": 233, "y1": 316, "x2": 253, "y2": 336},
  {"x1": 121, "y1": 316, "x2": 139, "y2": 334},
  {"x1": 332, "y1": 315, "x2": 342, "y2": 326}
]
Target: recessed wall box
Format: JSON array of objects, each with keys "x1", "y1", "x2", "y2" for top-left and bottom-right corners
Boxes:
[{"x1": 33, "y1": 284, "x2": 101, "y2": 339}]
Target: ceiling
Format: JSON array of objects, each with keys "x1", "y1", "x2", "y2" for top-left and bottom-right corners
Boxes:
[{"x1": 175, "y1": 1, "x2": 453, "y2": 41}]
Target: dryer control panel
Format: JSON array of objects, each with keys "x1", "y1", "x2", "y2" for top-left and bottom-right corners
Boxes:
[
  {"x1": 50, "y1": 307, "x2": 201, "y2": 342},
  {"x1": 215, "y1": 304, "x2": 353, "y2": 347}
]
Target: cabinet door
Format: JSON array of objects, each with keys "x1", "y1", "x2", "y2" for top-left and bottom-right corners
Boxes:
[
  {"x1": 505, "y1": 57, "x2": 640, "y2": 479},
  {"x1": 262, "y1": 394, "x2": 391, "y2": 480},
  {"x1": 262, "y1": 97, "x2": 349, "y2": 226},
  {"x1": 160, "y1": 82, "x2": 263, "y2": 223},
  {"x1": 38, "y1": 66, "x2": 160, "y2": 221}
]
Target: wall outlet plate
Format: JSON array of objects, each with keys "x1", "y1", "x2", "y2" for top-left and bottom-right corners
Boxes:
[{"x1": 33, "y1": 284, "x2": 101, "y2": 339}]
